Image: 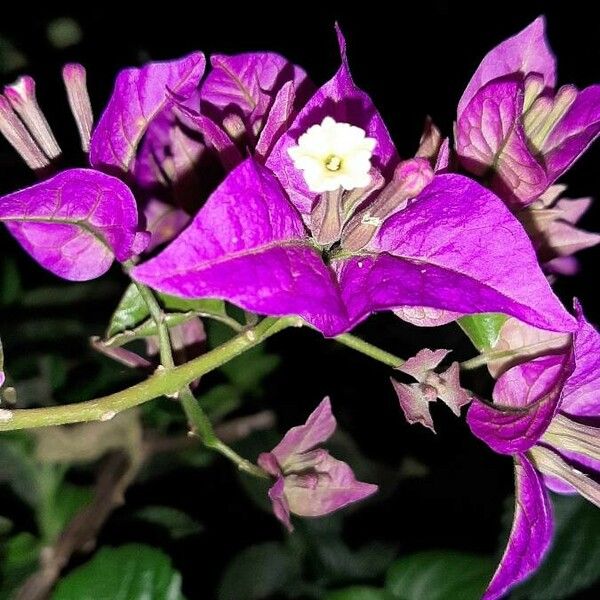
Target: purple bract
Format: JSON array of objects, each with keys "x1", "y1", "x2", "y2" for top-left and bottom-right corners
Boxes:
[
  {"x1": 467, "y1": 301, "x2": 600, "y2": 598},
  {"x1": 132, "y1": 31, "x2": 575, "y2": 337},
  {"x1": 456, "y1": 17, "x2": 600, "y2": 208},
  {"x1": 257, "y1": 397, "x2": 377, "y2": 531}
]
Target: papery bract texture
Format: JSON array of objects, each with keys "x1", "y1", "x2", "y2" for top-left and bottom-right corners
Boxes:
[
  {"x1": 543, "y1": 85, "x2": 600, "y2": 179},
  {"x1": 269, "y1": 395, "x2": 337, "y2": 466},
  {"x1": 486, "y1": 316, "x2": 569, "y2": 377},
  {"x1": 0, "y1": 169, "x2": 139, "y2": 280},
  {"x1": 455, "y1": 78, "x2": 547, "y2": 205},
  {"x1": 456, "y1": 18, "x2": 600, "y2": 207},
  {"x1": 482, "y1": 455, "x2": 553, "y2": 600},
  {"x1": 561, "y1": 301, "x2": 600, "y2": 416},
  {"x1": 467, "y1": 350, "x2": 574, "y2": 454},
  {"x1": 283, "y1": 453, "x2": 377, "y2": 517},
  {"x1": 201, "y1": 52, "x2": 309, "y2": 132},
  {"x1": 266, "y1": 28, "x2": 399, "y2": 216},
  {"x1": 519, "y1": 186, "x2": 600, "y2": 275},
  {"x1": 132, "y1": 158, "x2": 348, "y2": 335},
  {"x1": 133, "y1": 29, "x2": 576, "y2": 338},
  {"x1": 90, "y1": 52, "x2": 206, "y2": 172},
  {"x1": 391, "y1": 348, "x2": 470, "y2": 432},
  {"x1": 458, "y1": 16, "x2": 556, "y2": 115},
  {"x1": 340, "y1": 174, "x2": 576, "y2": 333},
  {"x1": 258, "y1": 398, "x2": 377, "y2": 531},
  {"x1": 133, "y1": 159, "x2": 576, "y2": 336}
]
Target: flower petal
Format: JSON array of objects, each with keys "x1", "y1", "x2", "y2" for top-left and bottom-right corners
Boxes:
[
  {"x1": 284, "y1": 452, "x2": 378, "y2": 517},
  {"x1": 456, "y1": 77, "x2": 547, "y2": 207},
  {"x1": 0, "y1": 168, "x2": 139, "y2": 280},
  {"x1": 90, "y1": 52, "x2": 206, "y2": 172},
  {"x1": 458, "y1": 16, "x2": 556, "y2": 115},
  {"x1": 270, "y1": 397, "x2": 337, "y2": 466},
  {"x1": 132, "y1": 158, "x2": 348, "y2": 335},
  {"x1": 544, "y1": 85, "x2": 600, "y2": 181},
  {"x1": 344, "y1": 174, "x2": 576, "y2": 333},
  {"x1": 267, "y1": 476, "x2": 293, "y2": 531},
  {"x1": 266, "y1": 26, "x2": 398, "y2": 216},
  {"x1": 201, "y1": 52, "x2": 310, "y2": 131},
  {"x1": 561, "y1": 300, "x2": 600, "y2": 417},
  {"x1": 467, "y1": 350, "x2": 574, "y2": 454},
  {"x1": 390, "y1": 379, "x2": 436, "y2": 432},
  {"x1": 482, "y1": 455, "x2": 553, "y2": 600}
]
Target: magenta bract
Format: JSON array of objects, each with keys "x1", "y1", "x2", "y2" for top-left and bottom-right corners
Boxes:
[
  {"x1": 90, "y1": 52, "x2": 206, "y2": 173},
  {"x1": 0, "y1": 169, "x2": 140, "y2": 280},
  {"x1": 456, "y1": 17, "x2": 600, "y2": 208},
  {"x1": 132, "y1": 33, "x2": 575, "y2": 337},
  {"x1": 468, "y1": 301, "x2": 600, "y2": 598}
]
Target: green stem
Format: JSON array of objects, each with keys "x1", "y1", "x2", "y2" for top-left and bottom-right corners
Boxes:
[
  {"x1": 178, "y1": 388, "x2": 268, "y2": 478},
  {"x1": 133, "y1": 282, "x2": 175, "y2": 369},
  {"x1": 335, "y1": 332, "x2": 565, "y2": 374},
  {"x1": 460, "y1": 352, "x2": 507, "y2": 371},
  {"x1": 0, "y1": 317, "x2": 297, "y2": 431},
  {"x1": 134, "y1": 283, "x2": 269, "y2": 478},
  {"x1": 459, "y1": 337, "x2": 567, "y2": 371},
  {"x1": 334, "y1": 333, "x2": 405, "y2": 368}
]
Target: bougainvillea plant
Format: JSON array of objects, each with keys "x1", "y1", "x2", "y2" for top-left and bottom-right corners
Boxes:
[{"x1": 0, "y1": 15, "x2": 598, "y2": 599}]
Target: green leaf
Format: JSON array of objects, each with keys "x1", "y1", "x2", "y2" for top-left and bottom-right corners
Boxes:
[
  {"x1": 106, "y1": 285, "x2": 149, "y2": 337},
  {"x1": 511, "y1": 494, "x2": 600, "y2": 599},
  {"x1": 218, "y1": 542, "x2": 301, "y2": 600},
  {"x1": 43, "y1": 483, "x2": 93, "y2": 542},
  {"x1": 133, "y1": 506, "x2": 203, "y2": 539},
  {"x1": 325, "y1": 587, "x2": 393, "y2": 600},
  {"x1": 106, "y1": 285, "x2": 231, "y2": 343},
  {"x1": 161, "y1": 294, "x2": 227, "y2": 319},
  {"x1": 458, "y1": 313, "x2": 507, "y2": 351},
  {"x1": 52, "y1": 544, "x2": 185, "y2": 600},
  {"x1": 0, "y1": 532, "x2": 40, "y2": 599},
  {"x1": 385, "y1": 551, "x2": 494, "y2": 600},
  {"x1": 0, "y1": 432, "x2": 38, "y2": 507},
  {"x1": 105, "y1": 312, "x2": 193, "y2": 348},
  {"x1": 317, "y1": 541, "x2": 397, "y2": 584}
]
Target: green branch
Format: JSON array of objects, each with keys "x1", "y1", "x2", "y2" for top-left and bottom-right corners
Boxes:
[
  {"x1": 333, "y1": 333, "x2": 405, "y2": 368},
  {"x1": 0, "y1": 316, "x2": 297, "y2": 432}
]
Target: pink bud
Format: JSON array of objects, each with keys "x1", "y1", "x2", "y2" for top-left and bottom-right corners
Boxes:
[
  {"x1": 62, "y1": 64, "x2": 94, "y2": 152},
  {"x1": 4, "y1": 75, "x2": 61, "y2": 160},
  {"x1": 0, "y1": 95, "x2": 50, "y2": 170}
]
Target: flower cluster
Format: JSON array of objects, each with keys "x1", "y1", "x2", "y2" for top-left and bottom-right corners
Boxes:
[{"x1": 0, "y1": 15, "x2": 599, "y2": 599}]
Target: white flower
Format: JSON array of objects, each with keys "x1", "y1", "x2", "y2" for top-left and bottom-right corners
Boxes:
[{"x1": 287, "y1": 116, "x2": 376, "y2": 193}]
